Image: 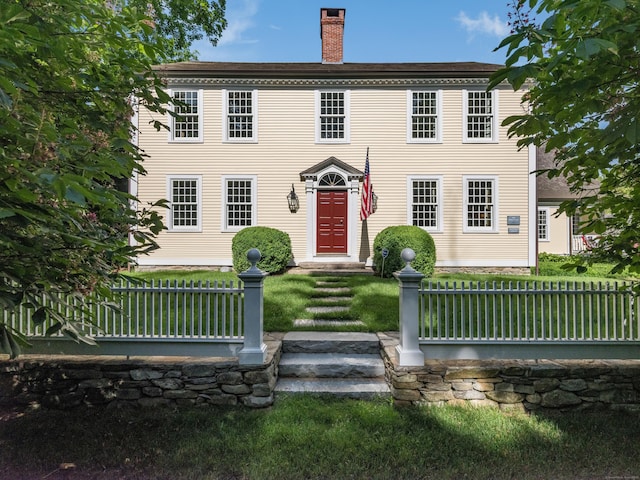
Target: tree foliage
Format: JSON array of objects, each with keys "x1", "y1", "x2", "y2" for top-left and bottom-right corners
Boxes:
[
  {"x1": 0, "y1": 0, "x2": 225, "y2": 357},
  {"x1": 490, "y1": 0, "x2": 640, "y2": 277}
]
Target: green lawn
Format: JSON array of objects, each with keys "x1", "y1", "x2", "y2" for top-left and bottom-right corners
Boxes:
[{"x1": 1, "y1": 396, "x2": 639, "y2": 480}]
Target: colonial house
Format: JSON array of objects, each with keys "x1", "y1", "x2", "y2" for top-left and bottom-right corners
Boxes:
[{"x1": 132, "y1": 8, "x2": 536, "y2": 272}]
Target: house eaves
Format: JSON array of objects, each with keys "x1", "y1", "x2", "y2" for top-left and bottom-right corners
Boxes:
[{"x1": 153, "y1": 61, "x2": 504, "y2": 80}]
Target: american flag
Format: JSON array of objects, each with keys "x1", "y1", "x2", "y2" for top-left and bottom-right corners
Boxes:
[{"x1": 360, "y1": 148, "x2": 373, "y2": 221}]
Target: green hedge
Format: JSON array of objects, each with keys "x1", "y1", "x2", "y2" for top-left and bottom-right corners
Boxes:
[
  {"x1": 231, "y1": 227, "x2": 292, "y2": 274},
  {"x1": 372, "y1": 226, "x2": 436, "y2": 278}
]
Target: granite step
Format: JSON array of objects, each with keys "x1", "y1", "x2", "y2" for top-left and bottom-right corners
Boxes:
[
  {"x1": 276, "y1": 332, "x2": 389, "y2": 399},
  {"x1": 275, "y1": 378, "x2": 390, "y2": 399},
  {"x1": 282, "y1": 332, "x2": 380, "y2": 354},
  {"x1": 292, "y1": 319, "x2": 365, "y2": 327},
  {"x1": 279, "y1": 353, "x2": 385, "y2": 378}
]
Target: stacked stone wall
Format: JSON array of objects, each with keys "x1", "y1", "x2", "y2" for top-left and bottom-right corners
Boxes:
[
  {"x1": 380, "y1": 334, "x2": 640, "y2": 412},
  {"x1": 0, "y1": 338, "x2": 282, "y2": 410}
]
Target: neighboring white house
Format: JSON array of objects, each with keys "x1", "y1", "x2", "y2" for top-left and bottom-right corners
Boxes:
[
  {"x1": 132, "y1": 8, "x2": 536, "y2": 272},
  {"x1": 536, "y1": 148, "x2": 598, "y2": 256}
]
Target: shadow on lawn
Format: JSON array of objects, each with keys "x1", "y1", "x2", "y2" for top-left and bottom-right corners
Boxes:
[{"x1": 2, "y1": 397, "x2": 638, "y2": 480}]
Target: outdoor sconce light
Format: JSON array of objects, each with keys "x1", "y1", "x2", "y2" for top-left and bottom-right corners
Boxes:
[
  {"x1": 372, "y1": 191, "x2": 378, "y2": 213},
  {"x1": 287, "y1": 184, "x2": 300, "y2": 213}
]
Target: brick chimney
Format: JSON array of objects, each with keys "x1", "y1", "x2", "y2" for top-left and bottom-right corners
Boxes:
[{"x1": 320, "y1": 8, "x2": 346, "y2": 64}]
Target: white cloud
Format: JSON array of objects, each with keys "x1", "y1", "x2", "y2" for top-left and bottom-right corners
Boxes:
[
  {"x1": 456, "y1": 11, "x2": 509, "y2": 38},
  {"x1": 218, "y1": 0, "x2": 261, "y2": 46}
]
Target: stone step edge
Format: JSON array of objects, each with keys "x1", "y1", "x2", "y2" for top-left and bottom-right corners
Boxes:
[
  {"x1": 282, "y1": 331, "x2": 380, "y2": 354},
  {"x1": 293, "y1": 319, "x2": 365, "y2": 327},
  {"x1": 278, "y1": 353, "x2": 385, "y2": 379},
  {"x1": 275, "y1": 378, "x2": 391, "y2": 398}
]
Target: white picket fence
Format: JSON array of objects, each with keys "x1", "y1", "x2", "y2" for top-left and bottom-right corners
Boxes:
[
  {"x1": 394, "y1": 249, "x2": 640, "y2": 364},
  {"x1": 420, "y1": 280, "x2": 638, "y2": 342},
  {"x1": 4, "y1": 250, "x2": 269, "y2": 364}
]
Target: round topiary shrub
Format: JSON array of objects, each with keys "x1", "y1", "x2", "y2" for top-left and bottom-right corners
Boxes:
[
  {"x1": 372, "y1": 226, "x2": 436, "y2": 278},
  {"x1": 232, "y1": 226, "x2": 292, "y2": 274}
]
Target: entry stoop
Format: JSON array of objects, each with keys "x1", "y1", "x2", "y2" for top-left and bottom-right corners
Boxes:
[{"x1": 275, "y1": 332, "x2": 390, "y2": 399}]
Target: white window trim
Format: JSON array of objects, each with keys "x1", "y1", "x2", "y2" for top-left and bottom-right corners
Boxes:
[
  {"x1": 462, "y1": 89, "x2": 499, "y2": 144},
  {"x1": 168, "y1": 89, "x2": 204, "y2": 143},
  {"x1": 315, "y1": 89, "x2": 350, "y2": 144},
  {"x1": 407, "y1": 175, "x2": 443, "y2": 233},
  {"x1": 222, "y1": 89, "x2": 258, "y2": 143},
  {"x1": 538, "y1": 206, "x2": 550, "y2": 241},
  {"x1": 463, "y1": 175, "x2": 499, "y2": 233},
  {"x1": 221, "y1": 175, "x2": 257, "y2": 232},
  {"x1": 406, "y1": 90, "x2": 443, "y2": 144},
  {"x1": 166, "y1": 175, "x2": 202, "y2": 232}
]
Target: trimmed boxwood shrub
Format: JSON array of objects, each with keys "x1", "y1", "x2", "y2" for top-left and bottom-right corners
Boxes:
[
  {"x1": 232, "y1": 226, "x2": 292, "y2": 274},
  {"x1": 372, "y1": 226, "x2": 436, "y2": 278}
]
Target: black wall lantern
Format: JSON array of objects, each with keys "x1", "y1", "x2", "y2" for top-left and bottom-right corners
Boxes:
[
  {"x1": 287, "y1": 184, "x2": 300, "y2": 213},
  {"x1": 372, "y1": 191, "x2": 378, "y2": 213}
]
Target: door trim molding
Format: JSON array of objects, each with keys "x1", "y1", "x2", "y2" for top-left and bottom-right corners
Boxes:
[{"x1": 302, "y1": 163, "x2": 361, "y2": 262}]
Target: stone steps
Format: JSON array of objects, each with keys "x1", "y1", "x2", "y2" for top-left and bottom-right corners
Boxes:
[
  {"x1": 275, "y1": 332, "x2": 390, "y2": 400},
  {"x1": 293, "y1": 277, "x2": 364, "y2": 328},
  {"x1": 276, "y1": 378, "x2": 390, "y2": 399},
  {"x1": 288, "y1": 263, "x2": 374, "y2": 276},
  {"x1": 279, "y1": 353, "x2": 385, "y2": 378}
]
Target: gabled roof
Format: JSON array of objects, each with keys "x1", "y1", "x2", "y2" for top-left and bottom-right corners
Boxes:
[
  {"x1": 536, "y1": 147, "x2": 600, "y2": 201},
  {"x1": 154, "y1": 61, "x2": 504, "y2": 79},
  {"x1": 299, "y1": 156, "x2": 363, "y2": 180},
  {"x1": 536, "y1": 148, "x2": 573, "y2": 201}
]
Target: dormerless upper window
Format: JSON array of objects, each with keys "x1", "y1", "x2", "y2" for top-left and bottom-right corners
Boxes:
[
  {"x1": 224, "y1": 90, "x2": 257, "y2": 142},
  {"x1": 538, "y1": 208, "x2": 550, "y2": 241},
  {"x1": 463, "y1": 90, "x2": 497, "y2": 142},
  {"x1": 223, "y1": 176, "x2": 256, "y2": 231},
  {"x1": 408, "y1": 177, "x2": 442, "y2": 232},
  {"x1": 316, "y1": 90, "x2": 349, "y2": 143},
  {"x1": 170, "y1": 90, "x2": 202, "y2": 142},
  {"x1": 408, "y1": 90, "x2": 442, "y2": 143},
  {"x1": 168, "y1": 176, "x2": 201, "y2": 231},
  {"x1": 464, "y1": 176, "x2": 498, "y2": 232}
]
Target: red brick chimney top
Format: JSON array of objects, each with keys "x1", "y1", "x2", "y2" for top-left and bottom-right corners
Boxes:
[{"x1": 320, "y1": 8, "x2": 346, "y2": 64}]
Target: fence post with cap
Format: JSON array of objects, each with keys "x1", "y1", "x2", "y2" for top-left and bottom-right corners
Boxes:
[{"x1": 237, "y1": 248, "x2": 268, "y2": 365}]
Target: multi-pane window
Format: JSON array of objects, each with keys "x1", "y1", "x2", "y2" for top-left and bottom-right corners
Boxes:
[
  {"x1": 408, "y1": 91, "x2": 441, "y2": 142},
  {"x1": 224, "y1": 177, "x2": 256, "y2": 230},
  {"x1": 169, "y1": 177, "x2": 201, "y2": 230},
  {"x1": 409, "y1": 178, "x2": 441, "y2": 231},
  {"x1": 316, "y1": 90, "x2": 349, "y2": 142},
  {"x1": 572, "y1": 213, "x2": 581, "y2": 235},
  {"x1": 538, "y1": 208, "x2": 550, "y2": 241},
  {"x1": 225, "y1": 90, "x2": 256, "y2": 141},
  {"x1": 464, "y1": 90, "x2": 496, "y2": 142},
  {"x1": 171, "y1": 90, "x2": 202, "y2": 141},
  {"x1": 465, "y1": 177, "x2": 497, "y2": 231}
]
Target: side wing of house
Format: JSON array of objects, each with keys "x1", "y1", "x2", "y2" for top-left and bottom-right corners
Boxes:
[{"x1": 133, "y1": 71, "x2": 535, "y2": 272}]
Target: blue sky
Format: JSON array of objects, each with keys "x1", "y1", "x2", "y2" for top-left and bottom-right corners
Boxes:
[{"x1": 193, "y1": 0, "x2": 516, "y2": 64}]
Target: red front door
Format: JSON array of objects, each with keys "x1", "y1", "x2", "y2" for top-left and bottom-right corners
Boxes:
[{"x1": 317, "y1": 190, "x2": 347, "y2": 254}]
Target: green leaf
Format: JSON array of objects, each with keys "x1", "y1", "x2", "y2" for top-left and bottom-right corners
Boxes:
[
  {"x1": 625, "y1": 118, "x2": 640, "y2": 144},
  {"x1": 0, "y1": 209, "x2": 15, "y2": 219},
  {"x1": 576, "y1": 38, "x2": 618, "y2": 59},
  {"x1": 32, "y1": 307, "x2": 47, "y2": 326},
  {"x1": 606, "y1": 0, "x2": 627, "y2": 9},
  {"x1": 45, "y1": 323, "x2": 63, "y2": 336}
]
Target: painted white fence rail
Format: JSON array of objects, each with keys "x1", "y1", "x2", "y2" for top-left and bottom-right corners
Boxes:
[
  {"x1": 420, "y1": 281, "x2": 639, "y2": 343},
  {"x1": 395, "y1": 248, "x2": 640, "y2": 365},
  {"x1": 4, "y1": 249, "x2": 268, "y2": 364}
]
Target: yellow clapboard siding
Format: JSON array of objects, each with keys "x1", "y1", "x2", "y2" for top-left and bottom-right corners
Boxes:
[{"x1": 135, "y1": 82, "x2": 532, "y2": 268}]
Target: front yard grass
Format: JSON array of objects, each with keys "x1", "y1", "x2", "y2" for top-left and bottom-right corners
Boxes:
[{"x1": 1, "y1": 396, "x2": 639, "y2": 480}]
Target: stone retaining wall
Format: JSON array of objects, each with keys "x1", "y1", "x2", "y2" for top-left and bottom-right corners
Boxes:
[
  {"x1": 0, "y1": 335, "x2": 282, "y2": 410},
  {"x1": 379, "y1": 333, "x2": 640, "y2": 412}
]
